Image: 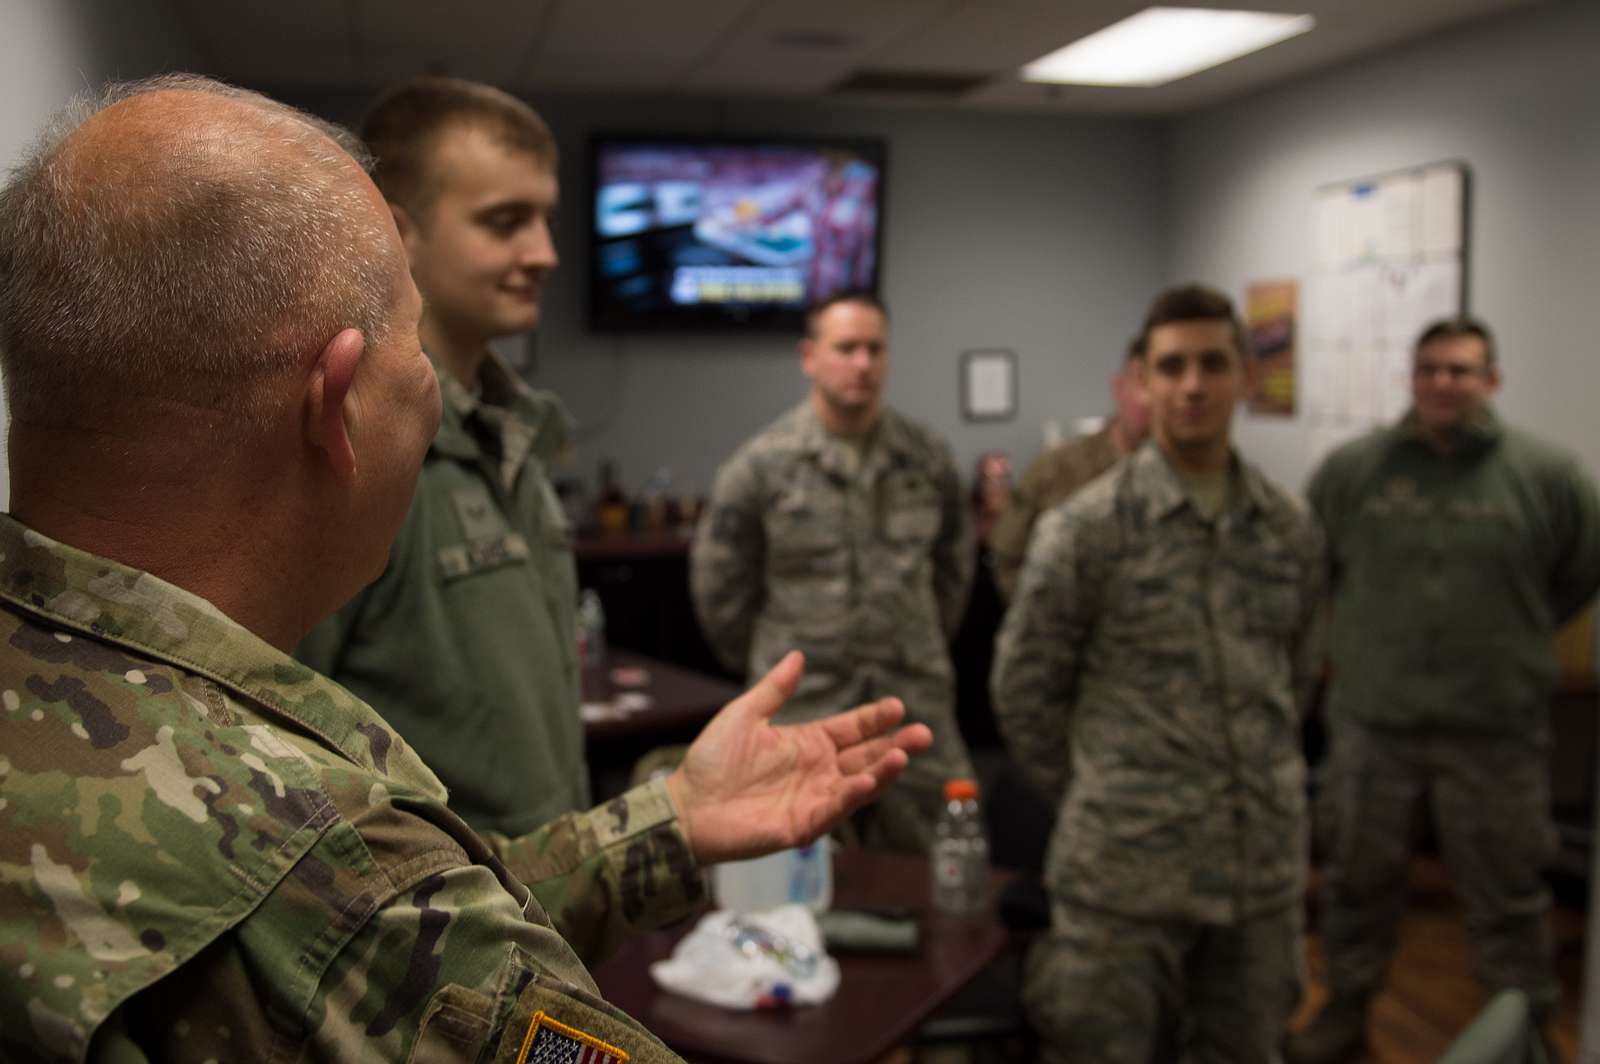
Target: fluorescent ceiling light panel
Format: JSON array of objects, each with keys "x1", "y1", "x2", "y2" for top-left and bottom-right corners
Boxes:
[{"x1": 1022, "y1": 7, "x2": 1315, "y2": 87}]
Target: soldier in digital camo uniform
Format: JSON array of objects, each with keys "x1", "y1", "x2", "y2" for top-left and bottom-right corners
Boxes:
[
  {"x1": 692, "y1": 292, "x2": 975, "y2": 852},
  {"x1": 0, "y1": 76, "x2": 930, "y2": 1063},
  {"x1": 993, "y1": 286, "x2": 1325, "y2": 1063}
]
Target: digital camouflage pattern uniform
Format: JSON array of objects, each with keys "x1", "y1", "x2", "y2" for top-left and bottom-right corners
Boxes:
[
  {"x1": 0, "y1": 516, "x2": 701, "y2": 1063},
  {"x1": 993, "y1": 443, "x2": 1325, "y2": 1064},
  {"x1": 298, "y1": 352, "x2": 589, "y2": 838},
  {"x1": 989, "y1": 425, "x2": 1123, "y2": 600},
  {"x1": 1306, "y1": 410, "x2": 1600, "y2": 1018},
  {"x1": 692, "y1": 400, "x2": 974, "y2": 852}
]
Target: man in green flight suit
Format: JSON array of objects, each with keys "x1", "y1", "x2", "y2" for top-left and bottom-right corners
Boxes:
[
  {"x1": 1289, "y1": 317, "x2": 1600, "y2": 1063},
  {"x1": 297, "y1": 77, "x2": 592, "y2": 837},
  {"x1": 0, "y1": 75, "x2": 930, "y2": 1063}
]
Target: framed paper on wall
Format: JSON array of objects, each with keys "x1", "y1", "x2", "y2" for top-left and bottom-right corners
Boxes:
[{"x1": 960, "y1": 349, "x2": 1016, "y2": 422}]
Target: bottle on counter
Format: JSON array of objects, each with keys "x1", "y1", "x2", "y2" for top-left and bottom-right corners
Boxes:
[
  {"x1": 576, "y1": 588, "x2": 607, "y2": 700},
  {"x1": 930, "y1": 778, "x2": 990, "y2": 916},
  {"x1": 596, "y1": 459, "x2": 629, "y2": 535}
]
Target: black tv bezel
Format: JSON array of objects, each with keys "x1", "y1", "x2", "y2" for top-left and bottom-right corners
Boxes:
[{"x1": 587, "y1": 132, "x2": 888, "y2": 333}]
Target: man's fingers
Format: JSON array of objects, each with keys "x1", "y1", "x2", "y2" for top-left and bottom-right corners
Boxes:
[
  {"x1": 836, "y1": 730, "x2": 921, "y2": 779},
  {"x1": 721, "y1": 650, "x2": 805, "y2": 723},
  {"x1": 821, "y1": 696, "x2": 907, "y2": 748}
]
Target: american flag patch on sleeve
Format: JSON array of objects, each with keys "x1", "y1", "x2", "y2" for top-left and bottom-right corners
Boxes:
[{"x1": 515, "y1": 1010, "x2": 630, "y2": 1064}]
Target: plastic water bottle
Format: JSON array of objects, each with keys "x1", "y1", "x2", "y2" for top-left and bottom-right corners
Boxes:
[
  {"x1": 577, "y1": 590, "x2": 606, "y2": 667},
  {"x1": 713, "y1": 843, "x2": 833, "y2": 914},
  {"x1": 931, "y1": 778, "x2": 990, "y2": 916},
  {"x1": 576, "y1": 590, "x2": 606, "y2": 700}
]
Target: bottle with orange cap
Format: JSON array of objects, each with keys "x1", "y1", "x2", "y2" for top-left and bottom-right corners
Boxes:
[{"x1": 930, "y1": 777, "x2": 990, "y2": 916}]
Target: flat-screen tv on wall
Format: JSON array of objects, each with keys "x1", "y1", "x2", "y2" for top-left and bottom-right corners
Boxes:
[{"x1": 589, "y1": 135, "x2": 886, "y2": 331}]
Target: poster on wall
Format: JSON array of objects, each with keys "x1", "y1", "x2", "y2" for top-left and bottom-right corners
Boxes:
[
  {"x1": 1246, "y1": 279, "x2": 1297, "y2": 416},
  {"x1": 1300, "y1": 160, "x2": 1467, "y2": 431}
]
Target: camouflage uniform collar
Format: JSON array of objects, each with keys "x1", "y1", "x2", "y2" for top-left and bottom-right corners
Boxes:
[
  {"x1": 791, "y1": 399, "x2": 915, "y2": 478},
  {"x1": 0, "y1": 515, "x2": 446, "y2": 797},
  {"x1": 1132, "y1": 441, "x2": 1275, "y2": 521}
]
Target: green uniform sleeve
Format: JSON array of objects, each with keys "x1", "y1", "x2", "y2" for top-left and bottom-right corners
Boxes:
[
  {"x1": 991, "y1": 506, "x2": 1098, "y2": 805},
  {"x1": 690, "y1": 455, "x2": 767, "y2": 675},
  {"x1": 481, "y1": 780, "x2": 705, "y2": 966},
  {"x1": 1549, "y1": 456, "x2": 1600, "y2": 626},
  {"x1": 311, "y1": 861, "x2": 685, "y2": 1063},
  {"x1": 932, "y1": 442, "x2": 976, "y2": 638}
]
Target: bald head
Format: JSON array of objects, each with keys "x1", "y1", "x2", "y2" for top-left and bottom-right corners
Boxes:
[{"x1": 0, "y1": 75, "x2": 400, "y2": 431}]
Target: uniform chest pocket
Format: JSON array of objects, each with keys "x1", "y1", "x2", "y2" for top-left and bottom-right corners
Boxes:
[
  {"x1": 1236, "y1": 560, "x2": 1302, "y2": 635},
  {"x1": 437, "y1": 531, "x2": 532, "y2": 582},
  {"x1": 768, "y1": 497, "x2": 840, "y2": 561},
  {"x1": 881, "y1": 479, "x2": 941, "y2": 546}
]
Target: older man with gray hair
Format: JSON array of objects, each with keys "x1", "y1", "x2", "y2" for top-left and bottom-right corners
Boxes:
[{"x1": 0, "y1": 76, "x2": 929, "y2": 1063}]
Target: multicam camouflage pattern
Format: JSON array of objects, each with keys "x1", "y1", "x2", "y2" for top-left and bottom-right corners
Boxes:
[
  {"x1": 691, "y1": 401, "x2": 974, "y2": 850},
  {"x1": 0, "y1": 515, "x2": 697, "y2": 1062},
  {"x1": 990, "y1": 426, "x2": 1123, "y2": 600},
  {"x1": 298, "y1": 352, "x2": 591, "y2": 838},
  {"x1": 992, "y1": 442, "x2": 1325, "y2": 924},
  {"x1": 1024, "y1": 899, "x2": 1302, "y2": 1064},
  {"x1": 1317, "y1": 720, "x2": 1560, "y2": 1012}
]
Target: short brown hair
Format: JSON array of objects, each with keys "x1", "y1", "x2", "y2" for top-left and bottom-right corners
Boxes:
[
  {"x1": 1415, "y1": 315, "x2": 1496, "y2": 367},
  {"x1": 1138, "y1": 284, "x2": 1250, "y2": 360},
  {"x1": 361, "y1": 77, "x2": 558, "y2": 219},
  {"x1": 804, "y1": 289, "x2": 887, "y2": 337}
]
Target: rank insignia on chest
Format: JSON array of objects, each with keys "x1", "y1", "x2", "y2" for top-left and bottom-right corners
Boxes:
[{"x1": 515, "y1": 1010, "x2": 629, "y2": 1063}]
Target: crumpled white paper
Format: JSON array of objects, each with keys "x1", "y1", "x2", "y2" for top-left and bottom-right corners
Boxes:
[{"x1": 649, "y1": 904, "x2": 841, "y2": 1010}]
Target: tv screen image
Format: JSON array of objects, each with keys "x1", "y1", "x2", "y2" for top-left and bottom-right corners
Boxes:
[{"x1": 590, "y1": 137, "x2": 885, "y2": 330}]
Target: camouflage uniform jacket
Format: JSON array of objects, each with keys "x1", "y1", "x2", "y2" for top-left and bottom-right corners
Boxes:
[
  {"x1": 299, "y1": 351, "x2": 589, "y2": 838},
  {"x1": 990, "y1": 424, "x2": 1123, "y2": 600},
  {"x1": 0, "y1": 516, "x2": 701, "y2": 1063},
  {"x1": 691, "y1": 400, "x2": 974, "y2": 727},
  {"x1": 993, "y1": 443, "x2": 1325, "y2": 924},
  {"x1": 1309, "y1": 408, "x2": 1600, "y2": 735}
]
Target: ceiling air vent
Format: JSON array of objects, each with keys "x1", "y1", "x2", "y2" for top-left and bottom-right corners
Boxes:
[{"x1": 830, "y1": 69, "x2": 990, "y2": 97}]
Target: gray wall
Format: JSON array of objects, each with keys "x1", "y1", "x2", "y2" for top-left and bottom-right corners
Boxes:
[
  {"x1": 0, "y1": 0, "x2": 197, "y2": 508},
  {"x1": 530, "y1": 98, "x2": 1168, "y2": 497},
  {"x1": 291, "y1": 89, "x2": 1169, "y2": 498},
  {"x1": 1168, "y1": 0, "x2": 1600, "y2": 492}
]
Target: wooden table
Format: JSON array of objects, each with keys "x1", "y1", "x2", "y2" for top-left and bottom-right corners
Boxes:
[
  {"x1": 584, "y1": 649, "x2": 743, "y2": 799},
  {"x1": 592, "y1": 848, "x2": 1016, "y2": 1064},
  {"x1": 584, "y1": 648, "x2": 741, "y2": 743}
]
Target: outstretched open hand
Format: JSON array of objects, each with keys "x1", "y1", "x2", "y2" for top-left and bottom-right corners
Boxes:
[{"x1": 665, "y1": 651, "x2": 933, "y2": 864}]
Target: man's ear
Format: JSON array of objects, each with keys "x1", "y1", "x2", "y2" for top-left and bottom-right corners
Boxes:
[
  {"x1": 306, "y1": 328, "x2": 365, "y2": 484},
  {"x1": 390, "y1": 203, "x2": 421, "y2": 268},
  {"x1": 798, "y1": 337, "x2": 815, "y2": 379}
]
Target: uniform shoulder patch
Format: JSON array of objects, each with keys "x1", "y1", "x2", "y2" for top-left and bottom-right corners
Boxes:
[{"x1": 516, "y1": 1010, "x2": 630, "y2": 1063}]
